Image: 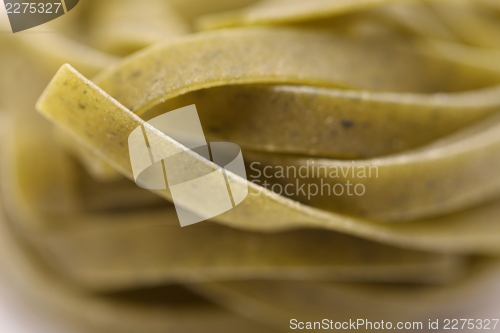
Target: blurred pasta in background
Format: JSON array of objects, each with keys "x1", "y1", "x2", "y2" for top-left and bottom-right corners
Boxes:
[{"x1": 1, "y1": 0, "x2": 500, "y2": 331}]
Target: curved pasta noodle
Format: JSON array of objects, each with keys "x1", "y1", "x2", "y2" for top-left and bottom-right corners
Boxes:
[
  {"x1": 49, "y1": 25, "x2": 500, "y2": 179},
  {"x1": 59, "y1": 82, "x2": 500, "y2": 179},
  {"x1": 478, "y1": 0, "x2": 500, "y2": 11},
  {"x1": 2, "y1": 0, "x2": 500, "y2": 330},
  {"x1": 45, "y1": 27, "x2": 500, "y2": 179},
  {"x1": 167, "y1": 0, "x2": 260, "y2": 27},
  {"x1": 421, "y1": 39, "x2": 500, "y2": 73},
  {"x1": 188, "y1": 264, "x2": 500, "y2": 330},
  {"x1": 0, "y1": 201, "x2": 279, "y2": 333},
  {"x1": 148, "y1": 84, "x2": 500, "y2": 159},
  {"x1": 36, "y1": 65, "x2": 500, "y2": 254},
  {"x1": 374, "y1": 2, "x2": 459, "y2": 42},
  {"x1": 428, "y1": 1, "x2": 500, "y2": 49},
  {"x1": 1, "y1": 115, "x2": 465, "y2": 291},
  {"x1": 89, "y1": 0, "x2": 190, "y2": 56},
  {"x1": 13, "y1": 30, "x2": 119, "y2": 77},
  {"x1": 41, "y1": 27, "x2": 500, "y2": 222},
  {"x1": 93, "y1": 27, "x2": 500, "y2": 111},
  {"x1": 196, "y1": 0, "x2": 408, "y2": 30},
  {"x1": 55, "y1": 129, "x2": 124, "y2": 182},
  {"x1": 246, "y1": 114, "x2": 500, "y2": 221}
]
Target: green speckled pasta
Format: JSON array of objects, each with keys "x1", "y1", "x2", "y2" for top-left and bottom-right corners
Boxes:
[
  {"x1": 196, "y1": 0, "x2": 409, "y2": 30},
  {"x1": 0, "y1": 200, "x2": 279, "y2": 333},
  {"x1": 188, "y1": 266, "x2": 500, "y2": 330},
  {"x1": 148, "y1": 84, "x2": 500, "y2": 159},
  {"x1": 1, "y1": 0, "x2": 500, "y2": 331},
  {"x1": 36, "y1": 65, "x2": 500, "y2": 254}
]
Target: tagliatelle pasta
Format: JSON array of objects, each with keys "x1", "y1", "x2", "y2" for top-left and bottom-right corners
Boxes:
[
  {"x1": 196, "y1": 0, "x2": 408, "y2": 30},
  {"x1": 188, "y1": 263, "x2": 500, "y2": 330},
  {"x1": 89, "y1": 0, "x2": 189, "y2": 56},
  {"x1": 246, "y1": 113, "x2": 500, "y2": 221},
  {"x1": 420, "y1": 39, "x2": 500, "y2": 73},
  {"x1": 55, "y1": 129, "x2": 124, "y2": 181},
  {"x1": 1, "y1": 115, "x2": 466, "y2": 291},
  {"x1": 427, "y1": 0, "x2": 500, "y2": 49},
  {"x1": 54, "y1": 24, "x2": 500, "y2": 179},
  {"x1": 36, "y1": 65, "x2": 500, "y2": 254},
  {"x1": 11, "y1": 29, "x2": 119, "y2": 77},
  {"x1": 374, "y1": 2, "x2": 459, "y2": 42},
  {"x1": 56, "y1": 81, "x2": 500, "y2": 180},
  {"x1": 0, "y1": 201, "x2": 280, "y2": 333},
  {"x1": 148, "y1": 84, "x2": 500, "y2": 159},
  {"x1": 2, "y1": 0, "x2": 500, "y2": 330},
  {"x1": 44, "y1": 24, "x2": 500, "y2": 180},
  {"x1": 92, "y1": 28, "x2": 500, "y2": 109},
  {"x1": 479, "y1": 0, "x2": 500, "y2": 11},
  {"x1": 34, "y1": 26, "x2": 500, "y2": 223},
  {"x1": 167, "y1": 0, "x2": 260, "y2": 26}
]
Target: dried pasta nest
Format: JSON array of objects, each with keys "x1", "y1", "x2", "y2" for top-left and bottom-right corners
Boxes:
[{"x1": 1, "y1": 0, "x2": 500, "y2": 331}]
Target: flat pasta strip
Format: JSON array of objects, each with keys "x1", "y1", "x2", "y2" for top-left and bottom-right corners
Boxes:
[
  {"x1": 4, "y1": 1, "x2": 500, "y2": 330},
  {"x1": 167, "y1": 0, "x2": 260, "y2": 27},
  {"x1": 293, "y1": 11, "x2": 408, "y2": 40},
  {"x1": 147, "y1": 84, "x2": 500, "y2": 159},
  {"x1": 421, "y1": 39, "x2": 500, "y2": 73},
  {"x1": 11, "y1": 27, "x2": 119, "y2": 77},
  {"x1": 65, "y1": 36, "x2": 500, "y2": 177},
  {"x1": 1, "y1": 115, "x2": 465, "y2": 291},
  {"x1": 13, "y1": 212, "x2": 467, "y2": 291},
  {"x1": 0, "y1": 47, "x2": 56, "y2": 116},
  {"x1": 55, "y1": 129, "x2": 124, "y2": 182},
  {"x1": 53, "y1": 26, "x2": 500, "y2": 178},
  {"x1": 478, "y1": 0, "x2": 500, "y2": 11},
  {"x1": 245, "y1": 113, "x2": 500, "y2": 222},
  {"x1": 36, "y1": 65, "x2": 500, "y2": 254},
  {"x1": 77, "y1": 172, "x2": 166, "y2": 213},
  {"x1": 93, "y1": 27, "x2": 500, "y2": 109},
  {"x1": 60, "y1": 26, "x2": 500, "y2": 180},
  {"x1": 196, "y1": 0, "x2": 406, "y2": 30},
  {"x1": 89, "y1": 0, "x2": 190, "y2": 56},
  {"x1": 0, "y1": 202, "x2": 279, "y2": 333},
  {"x1": 428, "y1": 0, "x2": 500, "y2": 49},
  {"x1": 188, "y1": 263, "x2": 500, "y2": 330},
  {"x1": 375, "y1": 2, "x2": 459, "y2": 41}
]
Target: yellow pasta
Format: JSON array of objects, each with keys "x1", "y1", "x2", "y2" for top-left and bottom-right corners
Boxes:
[
  {"x1": 428, "y1": 0, "x2": 500, "y2": 49},
  {"x1": 1, "y1": 0, "x2": 500, "y2": 330},
  {"x1": 36, "y1": 65, "x2": 500, "y2": 254},
  {"x1": 93, "y1": 27, "x2": 500, "y2": 111},
  {"x1": 188, "y1": 262, "x2": 500, "y2": 330},
  {"x1": 2, "y1": 115, "x2": 465, "y2": 291},
  {"x1": 15, "y1": 33, "x2": 118, "y2": 77},
  {"x1": 375, "y1": 2, "x2": 458, "y2": 41},
  {"x1": 196, "y1": 0, "x2": 406, "y2": 30},
  {"x1": 149, "y1": 84, "x2": 500, "y2": 158},
  {"x1": 89, "y1": 0, "x2": 189, "y2": 56},
  {"x1": 0, "y1": 201, "x2": 279, "y2": 333}
]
